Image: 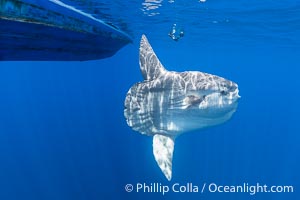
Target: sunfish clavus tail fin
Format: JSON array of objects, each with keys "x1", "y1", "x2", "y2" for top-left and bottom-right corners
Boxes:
[{"x1": 153, "y1": 134, "x2": 175, "y2": 181}]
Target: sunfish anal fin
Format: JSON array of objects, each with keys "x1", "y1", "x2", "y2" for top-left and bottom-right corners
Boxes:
[{"x1": 153, "y1": 134, "x2": 175, "y2": 181}]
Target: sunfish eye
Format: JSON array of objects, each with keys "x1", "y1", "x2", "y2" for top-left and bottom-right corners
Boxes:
[{"x1": 220, "y1": 90, "x2": 228, "y2": 95}]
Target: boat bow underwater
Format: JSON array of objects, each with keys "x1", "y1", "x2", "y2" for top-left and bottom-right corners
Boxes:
[{"x1": 0, "y1": 0, "x2": 132, "y2": 61}]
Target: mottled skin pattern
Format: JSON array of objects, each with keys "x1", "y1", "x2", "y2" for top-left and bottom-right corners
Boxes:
[
  {"x1": 124, "y1": 35, "x2": 240, "y2": 181},
  {"x1": 125, "y1": 36, "x2": 239, "y2": 137}
]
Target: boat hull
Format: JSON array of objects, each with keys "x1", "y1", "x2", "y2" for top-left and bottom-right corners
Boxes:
[{"x1": 0, "y1": 0, "x2": 132, "y2": 61}]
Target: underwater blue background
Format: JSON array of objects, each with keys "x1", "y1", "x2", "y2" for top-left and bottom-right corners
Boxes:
[{"x1": 0, "y1": 0, "x2": 299, "y2": 199}]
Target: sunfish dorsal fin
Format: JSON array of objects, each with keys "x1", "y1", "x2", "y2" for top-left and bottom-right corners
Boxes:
[
  {"x1": 139, "y1": 35, "x2": 167, "y2": 81},
  {"x1": 153, "y1": 134, "x2": 175, "y2": 181}
]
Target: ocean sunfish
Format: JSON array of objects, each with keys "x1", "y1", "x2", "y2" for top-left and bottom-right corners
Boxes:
[{"x1": 124, "y1": 35, "x2": 240, "y2": 181}]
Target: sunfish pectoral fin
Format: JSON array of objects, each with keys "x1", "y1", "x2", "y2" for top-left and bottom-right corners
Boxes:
[{"x1": 153, "y1": 134, "x2": 175, "y2": 181}]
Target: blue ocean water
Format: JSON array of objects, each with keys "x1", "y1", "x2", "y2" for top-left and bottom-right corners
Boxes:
[{"x1": 0, "y1": 0, "x2": 299, "y2": 199}]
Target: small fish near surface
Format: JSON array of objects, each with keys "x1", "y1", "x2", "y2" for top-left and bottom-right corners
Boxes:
[{"x1": 124, "y1": 35, "x2": 240, "y2": 181}]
